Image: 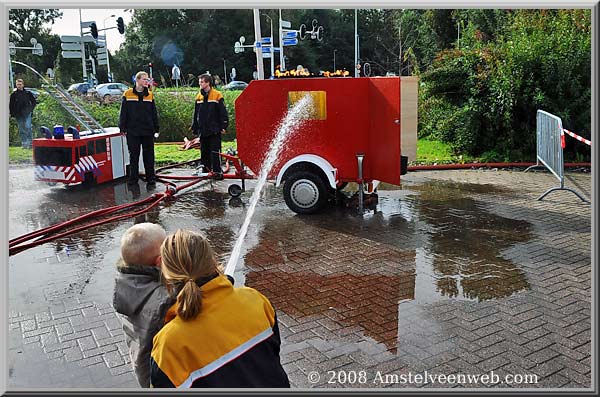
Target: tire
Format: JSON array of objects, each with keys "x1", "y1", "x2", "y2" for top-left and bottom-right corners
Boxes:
[
  {"x1": 228, "y1": 184, "x2": 242, "y2": 198},
  {"x1": 283, "y1": 171, "x2": 329, "y2": 214}
]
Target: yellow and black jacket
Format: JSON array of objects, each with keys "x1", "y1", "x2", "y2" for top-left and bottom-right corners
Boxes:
[
  {"x1": 191, "y1": 88, "x2": 228, "y2": 137},
  {"x1": 150, "y1": 275, "x2": 290, "y2": 388},
  {"x1": 119, "y1": 87, "x2": 159, "y2": 136}
]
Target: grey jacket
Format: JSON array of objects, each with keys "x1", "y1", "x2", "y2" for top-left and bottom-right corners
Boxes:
[{"x1": 112, "y1": 259, "x2": 174, "y2": 387}]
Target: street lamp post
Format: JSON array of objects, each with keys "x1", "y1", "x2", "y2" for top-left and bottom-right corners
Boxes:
[
  {"x1": 333, "y1": 49, "x2": 337, "y2": 71},
  {"x1": 103, "y1": 14, "x2": 115, "y2": 82},
  {"x1": 262, "y1": 13, "x2": 274, "y2": 78}
]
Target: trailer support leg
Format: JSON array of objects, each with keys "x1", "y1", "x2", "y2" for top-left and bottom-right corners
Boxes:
[{"x1": 356, "y1": 153, "x2": 365, "y2": 214}]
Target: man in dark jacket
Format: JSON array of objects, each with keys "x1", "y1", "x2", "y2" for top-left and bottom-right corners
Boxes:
[
  {"x1": 119, "y1": 71, "x2": 160, "y2": 186},
  {"x1": 191, "y1": 74, "x2": 228, "y2": 179},
  {"x1": 9, "y1": 79, "x2": 37, "y2": 148}
]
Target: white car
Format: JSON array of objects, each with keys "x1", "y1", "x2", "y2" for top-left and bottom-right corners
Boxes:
[{"x1": 91, "y1": 83, "x2": 129, "y2": 101}]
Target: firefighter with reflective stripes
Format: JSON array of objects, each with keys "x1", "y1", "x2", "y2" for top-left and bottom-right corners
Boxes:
[
  {"x1": 119, "y1": 71, "x2": 159, "y2": 186},
  {"x1": 191, "y1": 74, "x2": 229, "y2": 179},
  {"x1": 150, "y1": 230, "x2": 290, "y2": 388}
]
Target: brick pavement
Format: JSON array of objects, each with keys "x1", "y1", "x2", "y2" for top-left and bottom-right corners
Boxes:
[{"x1": 7, "y1": 168, "x2": 592, "y2": 389}]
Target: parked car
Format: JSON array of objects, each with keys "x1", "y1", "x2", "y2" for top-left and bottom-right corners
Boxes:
[
  {"x1": 25, "y1": 88, "x2": 40, "y2": 99},
  {"x1": 222, "y1": 81, "x2": 248, "y2": 91},
  {"x1": 67, "y1": 82, "x2": 91, "y2": 95},
  {"x1": 89, "y1": 83, "x2": 129, "y2": 101}
]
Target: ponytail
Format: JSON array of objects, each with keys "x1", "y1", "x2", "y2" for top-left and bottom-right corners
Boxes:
[
  {"x1": 177, "y1": 279, "x2": 202, "y2": 320},
  {"x1": 160, "y1": 229, "x2": 221, "y2": 321}
]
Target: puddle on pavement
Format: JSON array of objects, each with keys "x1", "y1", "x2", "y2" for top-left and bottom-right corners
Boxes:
[
  {"x1": 9, "y1": 166, "x2": 534, "y2": 354},
  {"x1": 243, "y1": 179, "x2": 532, "y2": 352}
]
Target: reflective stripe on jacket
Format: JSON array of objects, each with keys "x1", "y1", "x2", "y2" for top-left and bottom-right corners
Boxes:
[
  {"x1": 150, "y1": 275, "x2": 290, "y2": 388},
  {"x1": 191, "y1": 88, "x2": 228, "y2": 137},
  {"x1": 119, "y1": 87, "x2": 159, "y2": 136}
]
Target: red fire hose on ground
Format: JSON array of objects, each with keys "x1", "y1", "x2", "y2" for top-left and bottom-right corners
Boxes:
[
  {"x1": 8, "y1": 157, "x2": 590, "y2": 256},
  {"x1": 8, "y1": 158, "x2": 238, "y2": 256}
]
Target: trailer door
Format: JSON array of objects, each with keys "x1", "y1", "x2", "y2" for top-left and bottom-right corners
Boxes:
[{"x1": 367, "y1": 77, "x2": 402, "y2": 185}]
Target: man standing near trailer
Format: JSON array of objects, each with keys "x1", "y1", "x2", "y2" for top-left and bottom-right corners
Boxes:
[
  {"x1": 191, "y1": 74, "x2": 229, "y2": 180},
  {"x1": 9, "y1": 79, "x2": 37, "y2": 149},
  {"x1": 119, "y1": 71, "x2": 160, "y2": 187}
]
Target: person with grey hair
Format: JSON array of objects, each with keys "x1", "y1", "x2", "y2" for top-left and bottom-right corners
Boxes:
[{"x1": 113, "y1": 222, "x2": 174, "y2": 387}]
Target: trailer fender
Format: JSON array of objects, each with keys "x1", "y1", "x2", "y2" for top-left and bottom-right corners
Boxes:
[{"x1": 276, "y1": 154, "x2": 337, "y2": 189}]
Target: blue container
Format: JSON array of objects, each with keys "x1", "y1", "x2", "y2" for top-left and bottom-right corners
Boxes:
[
  {"x1": 40, "y1": 126, "x2": 52, "y2": 139},
  {"x1": 53, "y1": 125, "x2": 65, "y2": 140},
  {"x1": 67, "y1": 126, "x2": 80, "y2": 139}
]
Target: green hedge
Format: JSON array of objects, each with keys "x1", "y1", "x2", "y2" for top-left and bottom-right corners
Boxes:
[{"x1": 9, "y1": 88, "x2": 242, "y2": 146}]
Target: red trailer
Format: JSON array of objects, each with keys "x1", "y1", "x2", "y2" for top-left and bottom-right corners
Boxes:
[
  {"x1": 33, "y1": 127, "x2": 132, "y2": 185},
  {"x1": 235, "y1": 76, "x2": 418, "y2": 214}
]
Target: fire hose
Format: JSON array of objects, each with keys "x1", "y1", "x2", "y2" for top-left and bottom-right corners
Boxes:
[{"x1": 8, "y1": 159, "x2": 233, "y2": 256}]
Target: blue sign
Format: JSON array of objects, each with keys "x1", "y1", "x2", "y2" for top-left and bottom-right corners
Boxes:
[
  {"x1": 254, "y1": 41, "x2": 262, "y2": 48},
  {"x1": 282, "y1": 38, "x2": 298, "y2": 46},
  {"x1": 283, "y1": 30, "x2": 298, "y2": 39},
  {"x1": 262, "y1": 47, "x2": 281, "y2": 53},
  {"x1": 260, "y1": 37, "x2": 272, "y2": 44}
]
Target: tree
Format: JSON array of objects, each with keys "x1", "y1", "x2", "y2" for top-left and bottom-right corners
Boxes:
[{"x1": 9, "y1": 9, "x2": 63, "y2": 87}]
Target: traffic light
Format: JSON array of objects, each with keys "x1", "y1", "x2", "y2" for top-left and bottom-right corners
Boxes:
[
  {"x1": 90, "y1": 22, "x2": 98, "y2": 39},
  {"x1": 117, "y1": 17, "x2": 125, "y2": 34}
]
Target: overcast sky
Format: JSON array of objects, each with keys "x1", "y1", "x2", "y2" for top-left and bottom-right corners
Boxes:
[{"x1": 47, "y1": 9, "x2": 134, "y2": 53}]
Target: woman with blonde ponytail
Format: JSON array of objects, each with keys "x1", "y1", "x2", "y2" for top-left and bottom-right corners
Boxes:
[{"x1": 150, "y1": 230, "x2": 289, "y2": 388}]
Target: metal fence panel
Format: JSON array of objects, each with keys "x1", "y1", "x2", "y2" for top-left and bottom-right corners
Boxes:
[{"x1": 536, "y1": 110, "x2": 564, "y2": 186}]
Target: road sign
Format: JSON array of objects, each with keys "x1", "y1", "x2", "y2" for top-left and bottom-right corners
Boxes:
[
  {"x1": 254, "y1": 41, "x2": 262, "y2": 48},
  {"x1": 261, "y1": 37, "x2": 271, "y2": 45},
  {"x1": 96, "y1": 40, "x2": 106, "y2": 47},
  {"x1": 80, "y1": 21, "x2": 94, "y2": 28},
  {"x1": 262, "y1": 47, "x2": 280, "y2": 53},
  {"x1": 61, "y1": 43, "x2": 81, "y2": 51},
  {"x1": 60, "y1": 35, "x2": 95, "y2": 43},
  {"x1": 98, "y1": 59, "x2": 108, "y2": 66},
  {"x1": 282, "y1": 30, "x2": 298, "y2": 39},
  {"x1": 263, "y1": 52, "x2": 272, "y2": 59},
  {"x1": 282, "y1": 38, "x2": 298, "y2": 46},
  {"x1": 97, "y1": 53, "x2": 108, "y2": 61},
  {"x1": 280, "y1": 19, "x2": 291, "y2": 28},
  {"x1": 61, "y1": 51, "x2": 83, "y2": 58}
]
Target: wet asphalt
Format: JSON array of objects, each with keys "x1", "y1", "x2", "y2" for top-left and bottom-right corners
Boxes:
[{"x1": 7, "y1": 165, "x2": 592, "y2": 389}]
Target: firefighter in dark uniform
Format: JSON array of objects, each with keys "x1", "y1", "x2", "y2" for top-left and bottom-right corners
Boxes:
[
  {"x1": 191, "y1": 74, "x2": 228, "y2": 179},
  {"x1": 119, "y1": 71, "x2": 159, "y2": 186}
]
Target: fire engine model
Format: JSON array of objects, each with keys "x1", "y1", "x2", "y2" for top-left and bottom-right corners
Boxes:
[{"x1": 33, "y1": 126, "x2": 138, "y2": 185}]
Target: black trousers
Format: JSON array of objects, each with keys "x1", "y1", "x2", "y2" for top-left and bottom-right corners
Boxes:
[
  {"x1": 127, "y1": 134, "x2": 156, "y2": 181},
  {"x1": 200, "y1": 133, "x2": 222, "y2": 173}
]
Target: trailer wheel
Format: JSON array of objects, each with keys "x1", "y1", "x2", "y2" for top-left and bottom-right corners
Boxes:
[
  {"x1": 283, "y1": 171, "x2": 329, "y2": 214},
  {"x1": 228, "y1": 184, "x2": 243, "y2": 198}
]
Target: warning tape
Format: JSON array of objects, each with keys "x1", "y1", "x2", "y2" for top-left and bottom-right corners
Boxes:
[{"x1": 562, "y1": 128, "x2": 592, "y2": 148}]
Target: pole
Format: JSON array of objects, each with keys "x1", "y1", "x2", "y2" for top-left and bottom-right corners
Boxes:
[
  {"x1": 269, "y1": 16, "x2": 274, "y2": 78},
  {"x1": 279, "y1": 9, "x2": 285, "y2": 71},
  {"x1": 103, "y1": 15, "x2": 114, "y2": 82},
  {"x1": 354, "y1": 9, "x2": 359, "y2": 78},
  {"x1": 8, "y1": 49, "x2": 14, "y2": 89},
  {"x1": 223, "y1": 59, "x2": 227, "y2": 85},
  {"x1": 333, "y1": 49, "x2": 336, "y2": 71},
  {"x1": 398, "y1": 20, "x2": 402, "y2": 76},
  {"x1": 253, "y1": 8, "x2": 265, "y2": 80},
  {"x1": 79, "y1": 9, "x2": 87, "y2": 81}
]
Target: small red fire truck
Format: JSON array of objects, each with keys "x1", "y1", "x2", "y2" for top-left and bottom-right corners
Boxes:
[{"x1": 33, "y1": 127, "x2": 133, "y2": 185}]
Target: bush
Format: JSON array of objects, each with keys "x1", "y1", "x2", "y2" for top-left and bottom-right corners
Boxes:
[{"x1": 418, "y1": 10, "x2": 591, "y2": 161}]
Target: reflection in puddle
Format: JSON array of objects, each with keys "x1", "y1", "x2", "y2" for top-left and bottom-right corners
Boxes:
[{"x1": 244, "y1": 179, "x2": 532, "y2": 352}]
